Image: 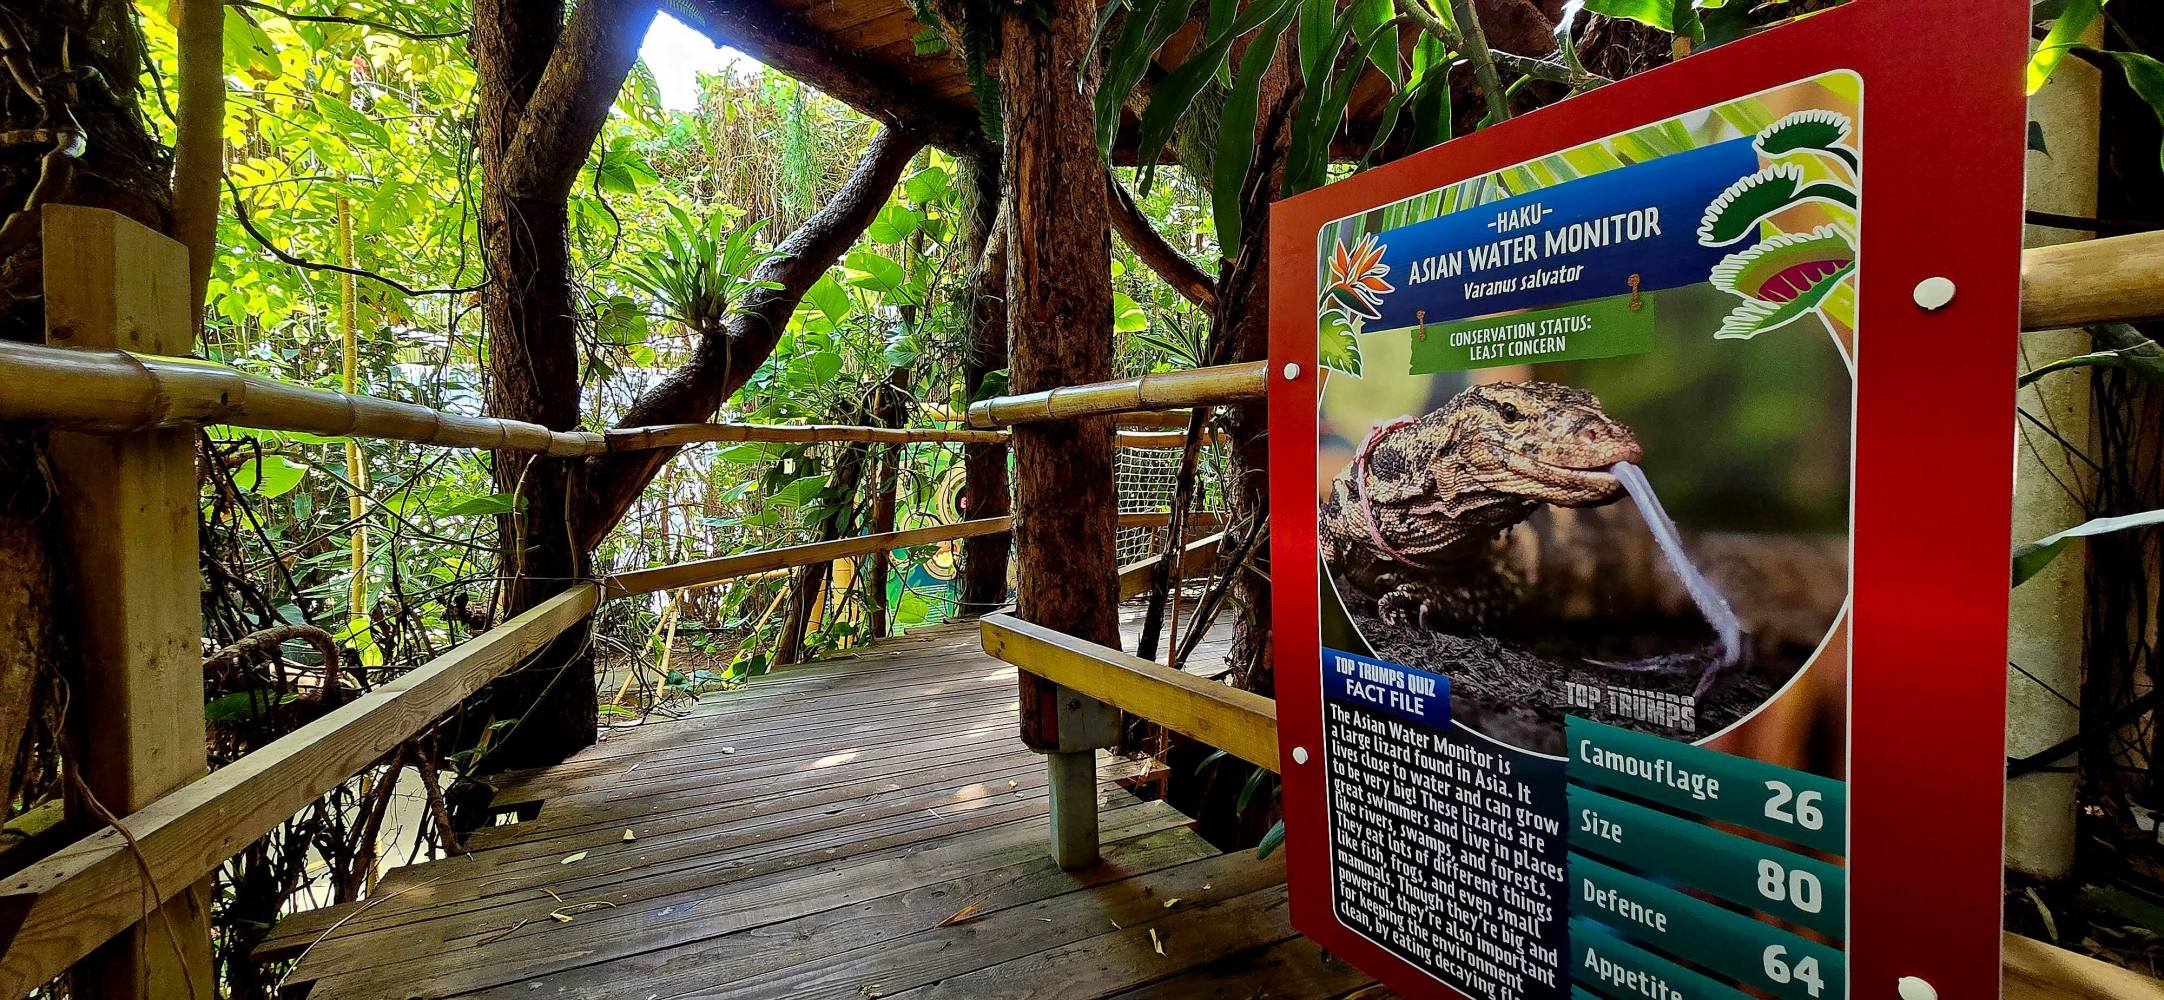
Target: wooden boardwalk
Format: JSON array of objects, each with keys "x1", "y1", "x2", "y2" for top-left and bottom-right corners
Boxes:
[{"x1": 265, "y1": 613, "x2": 1376, "y2": 999}]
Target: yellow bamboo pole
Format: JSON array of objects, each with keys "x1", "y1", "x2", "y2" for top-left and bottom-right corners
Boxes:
[{"x1": 337, "y1": 198, "x2": 369, "y2": 627}]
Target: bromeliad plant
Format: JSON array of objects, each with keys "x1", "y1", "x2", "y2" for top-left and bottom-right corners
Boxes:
[
  {"x1": 1699, "y1": 110, "x2": 1861, "y2": 343},
  {"x1": 621, "y1": 208, "x2": 787, "y2": 336}
]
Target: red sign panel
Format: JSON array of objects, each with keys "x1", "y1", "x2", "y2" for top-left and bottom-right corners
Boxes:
[{"x1": 1268, "y1": 4, "x2": 2028, "y2": 998}]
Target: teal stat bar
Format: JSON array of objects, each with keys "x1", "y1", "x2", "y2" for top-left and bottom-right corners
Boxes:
[
  {"x1": 1570, "y1": 918, "x2": 1756, "y2": 1000},
  {"x1": 1567, "y1": 785, "x2": 1846, "y2": 939},
  {"x1": 1572, "y1": 852, "x2": 1846, "y2": 1000},
  {"x1": 1565, "y1": 717, "x2": 1847, "y2": 855}
]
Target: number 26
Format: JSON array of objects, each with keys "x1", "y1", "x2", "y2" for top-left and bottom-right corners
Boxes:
[{"x1": 1765, "y1": 780, "x2": 1826, "y2": 831}]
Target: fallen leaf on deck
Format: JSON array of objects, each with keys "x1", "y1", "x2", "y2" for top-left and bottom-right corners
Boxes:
[
  {"x1": 560, "y1": 851, "x2": 588, "y2": 865},
  {"x1": 936, "y1": 897, "x2": 988, "y2": 927},
  {"x1": 721, "y1": 746, "x2": 737, "y2": 754},
  {"x1": 1162, "y1": 898, "x2": 1180, "y2": 908},
  {"x1": 623, "y1": 829, "x2": 636, "y2": 842},
  {"x1": 1149, "y1": 927, "x2": 1164, "y2": 956},
  {"x1": 548, "y1": 911, "x2": 573, "y2": 923}
]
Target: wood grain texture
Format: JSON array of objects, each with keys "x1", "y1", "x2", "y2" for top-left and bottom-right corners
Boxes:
[
  {"x1": 2021, "y1": 229, "x2": 2164, "y2": 331},
  {"x1": 0, "y1": 584, "x2": 598, "y2": 997},
  {"x1": 39, "y1": 204, "x2": 212, "y2": 1000},
  {"x1": 981, "y1": 614, "x2": 1279, "y2": 771}
]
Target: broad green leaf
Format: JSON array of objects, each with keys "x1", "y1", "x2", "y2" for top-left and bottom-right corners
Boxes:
[
  {"x1": 1113, "y1": 292, "x2": 1148, "y2": 333},
  {"x1": 232, "y1": 455, "x2": 308, "y2": 499},
  {"x1": 1134, "y1": 0, "x2": 1301, "y2": 193},
  {"x1": 903, "y1": 165, "x2": 951, "y2": 204},
  {"x1": 805, "y1": 273, "x2": 854, "y2": 327},
  {"x1": 844, "y1": 249, "x2": 905, "y2": 291},
  {"x1": 2087, "y1": 48, "x2": 2164, "y2": 170},
  {"x1": 2029, "y1": 0, "x2": 2104, "y2": 95},
  {"x1": 770, "y1": 475, "x2": 831, "y2": 509},
  {"x1": 1583, "y1": 0, "x2": 1674, "y2": 33},
  {"x1": 2015, "y1": 508, "x2": 2164, "y2": 585},
  {"x1": 597, "y1": 296, "x2": 649, "y2": 345},
  {"x1": 1215, "y1": 1, "x2": 1300, "y2": 253},
  {"x1": 866, "y1": 203, "x2": 921, "y2": 244}
]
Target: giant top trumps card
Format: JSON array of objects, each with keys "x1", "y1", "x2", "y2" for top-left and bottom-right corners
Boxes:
[{"x1": 1267, "y1": 3, "x2": 2029, "y2": 999}]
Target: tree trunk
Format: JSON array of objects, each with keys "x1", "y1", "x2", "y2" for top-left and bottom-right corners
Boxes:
[
  {"x1": 957, "y1": 153, "x2": 1010, "y2": 615},
  {"x1": 775, "y1": 433, "x2": 871, "y2": 664},
  {"x1": 1000, "y1": 3, "x2": 1120, "y2": 749},
  {"x1": 0, "y1": 0, "x2": 171, "y2": 822},
  {"x1": 472, "y1": 0, "x2": 596, "y2": 769}
]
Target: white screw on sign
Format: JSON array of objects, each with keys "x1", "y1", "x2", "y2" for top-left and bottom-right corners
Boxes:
[
  {"x1": 1912, "y1": 276, "x2": 1957, "y2": 311},
  {"x1": 1282, "y1": 362, "x2": 1304, "y2": 381},
  {"x1": 1292, "y1": 746, "x2": 1311, "y2": 765},
  {"x1": 1895, "y1": 976, "x2": 1938, "y2": 1000}
]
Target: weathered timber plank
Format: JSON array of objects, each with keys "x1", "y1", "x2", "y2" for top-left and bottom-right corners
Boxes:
[
  {"x1": 896, "y1": 884, "x2": 1297, "y2": 1000},
  {"x1": 0, "y1": 583, "x2": 597, "y2": 997},
  {"x1": 317, "y1": 814, "x2": 1212, "y2": 998},
  {"x1": 578, "y1": 837, "x2": 1286, "y2": 1000},
  {"x1": 982, "y1": 614, "x2": 1278, "y2": 770}
]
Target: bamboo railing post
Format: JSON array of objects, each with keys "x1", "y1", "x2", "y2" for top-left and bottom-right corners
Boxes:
[{"x1": 41, "y1": 205, "x2": 214, "y2": 999}]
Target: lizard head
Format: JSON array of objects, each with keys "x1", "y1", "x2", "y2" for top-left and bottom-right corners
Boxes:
[{"x1": 1427, "y1": 380, "x2": 1643, "y2": 521}]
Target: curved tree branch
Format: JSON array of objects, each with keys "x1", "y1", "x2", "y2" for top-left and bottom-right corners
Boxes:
[
  {"x1": 574, "y1": 127, "x2": 928, "y2": 549},
  {"x1": 1105, "y1": 168, "x2": 1215, "y2": 310},
  {"x1": 502, "y1": 0, "x2": 662, "y2": 203},
  {"x1": 226, "y1": 177, "x2": 487, "y2": 297}
]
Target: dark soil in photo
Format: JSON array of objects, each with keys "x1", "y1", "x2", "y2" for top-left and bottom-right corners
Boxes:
[{"x1": 1353, "y1": 609, "x2": 1788, "y2": 755}]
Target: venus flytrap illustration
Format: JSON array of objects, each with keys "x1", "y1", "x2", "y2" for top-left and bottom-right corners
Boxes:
[
  {"x1": 1318, "y1": 231, "x2": 1393, "y2": 377},
  {"x1": 1701, "y1": 109, "x2": 1862, "y2": 345}
]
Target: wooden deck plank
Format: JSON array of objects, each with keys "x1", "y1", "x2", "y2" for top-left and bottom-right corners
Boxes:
[{"x1": 278, "y1": 616, "x2": 1346, "y2": 999}]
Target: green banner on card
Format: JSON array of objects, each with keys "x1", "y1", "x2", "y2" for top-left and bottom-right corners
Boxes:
[{"x1": 1408, "y1": 293, "x2": 1655, "y2": 374}]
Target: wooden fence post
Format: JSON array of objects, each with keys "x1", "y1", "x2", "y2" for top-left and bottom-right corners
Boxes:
[
  {"x1": 42, "y1": 204, "x2": 214, "y2": 998},
  {"x1": 1045, "y1": 689, "x2": 1119, "y2": 869}
]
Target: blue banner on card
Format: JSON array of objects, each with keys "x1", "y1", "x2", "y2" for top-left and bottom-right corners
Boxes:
[
  {"x1": 1322, "y1": 648, "x2": 1451, "y2": 727},
  {"x1": 1359, "y1": 137, "x2": 1759, "y2": 332}
]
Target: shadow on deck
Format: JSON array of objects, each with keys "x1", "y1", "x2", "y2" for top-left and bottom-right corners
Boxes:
[{"x1": 261, "y1": 610, "x2": 1378, "y2": 999}]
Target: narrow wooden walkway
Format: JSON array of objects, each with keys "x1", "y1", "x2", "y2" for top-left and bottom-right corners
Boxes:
[{"x1": 264, "y1": 613, "x2": 1376, "y2": 999}]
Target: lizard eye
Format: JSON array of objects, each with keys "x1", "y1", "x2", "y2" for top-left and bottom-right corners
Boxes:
[{"x1": 1497, "y1": 402, "x2": 1522, "y2": 423}]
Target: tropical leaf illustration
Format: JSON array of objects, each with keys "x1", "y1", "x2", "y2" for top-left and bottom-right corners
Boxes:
[
  {"x1": 1755, "y1": 109, "x2": 1859, "y2": 172},
  {"x1": 1319, "y1": 307, "x2": 1364, "y2": 377},
  {"x1": 1698, "y1": 163, "x2": 1858, "y2": 245}
]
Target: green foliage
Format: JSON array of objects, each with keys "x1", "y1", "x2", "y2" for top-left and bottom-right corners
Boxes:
[{"x1": 622, "y1": 210, "x2": 785, "y2": 335}]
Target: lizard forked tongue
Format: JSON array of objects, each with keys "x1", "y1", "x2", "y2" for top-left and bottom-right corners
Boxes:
[{"x1": 1610, "y1": 461, "x2": 1743, "y2": 668}]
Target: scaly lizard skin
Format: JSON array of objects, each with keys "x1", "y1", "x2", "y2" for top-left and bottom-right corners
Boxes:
[{"x1": 1322, "y1": 381, "x2": 1643, "y2": 630}]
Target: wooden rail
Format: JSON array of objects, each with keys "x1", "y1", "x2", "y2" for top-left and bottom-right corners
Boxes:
[
  {"x1": 0, "y1": 339, "x2": 1234, "y2": 453},
  {"x1": 967, "y1": 362, "x2": 1270, "y2": 427},
  {"x1": 604, "y1": 517, "x2": 1015, "y2": 598},
  {"x1": 981, "y1": 613, "x2": 1277, "y2": 770},
  {"x1": 2021, "y1": 228, "x2": 2164, "y2": 331},
  {"x1": 0, "y1": 584, "x2": 600, "y2": 996},
  {"x1": 1117, "y1": 532, "x2": 1223, "y2": 600}
]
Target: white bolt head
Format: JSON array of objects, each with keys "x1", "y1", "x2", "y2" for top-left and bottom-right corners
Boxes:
[
  {"x1": 1896, "y1": 977, "x2": 1938, "y2": 1000},
  {"x1": 1282, "y1": 362, "x2": 1304, "y2": 381},
  {"x1": 1913, "y1": 276, "x2": 1956, "y2": 311},
  {"x1": 1292, "y1": 746, "x2": 1311, "y2": 765}
]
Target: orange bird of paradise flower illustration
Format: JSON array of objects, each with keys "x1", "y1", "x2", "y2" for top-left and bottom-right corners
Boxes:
[{"x1": 1322, "y1": 232, "x2": 1394, "y2": 322}]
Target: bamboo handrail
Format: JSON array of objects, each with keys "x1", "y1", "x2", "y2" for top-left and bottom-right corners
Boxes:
[
  {"x1": 968, "y1": 362, "x2": 1271, "y2": 428},
  {"x1": 0, "y1": 340, "x2": 1231, "y2": 452},
  {"x1": 2021, "y1": 228, "x2": 2164, "y2": 331},
  {"x1": 0, "y1": 583, "x2": 600, "y2": 997},
  {"x1": 0, "y1": 341, "x2": 999, "y2": 453},
  {"x1": 603, "y1": 517, "x2": 1015, "y2": 599}
]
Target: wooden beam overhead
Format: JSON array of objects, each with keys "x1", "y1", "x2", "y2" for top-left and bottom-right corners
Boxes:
[{"x1": 662, "y1": 0, "x2": 989, "y2": 156}]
